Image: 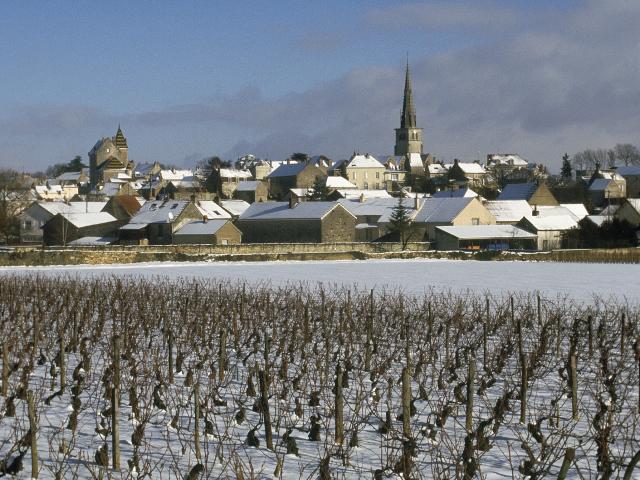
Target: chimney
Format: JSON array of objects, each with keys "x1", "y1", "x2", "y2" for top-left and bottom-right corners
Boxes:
[
  {"x1": 414, "y1": 194, "x2": 422, "y2": 210},
  {"x1": 289, "y1": 195, "x2": 298, "y2": 209},
  {"x1": 532, "y1": 205, "x2": 539, "y2": 216},
  {"x1": 359, "y1": 193, "x2": 365, "y2": 203},
  {"x1": 203, "y1": 215, "x2": 208, "y2": 223}
]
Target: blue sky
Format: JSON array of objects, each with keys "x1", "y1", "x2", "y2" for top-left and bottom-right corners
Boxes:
[{"x1": 1, "y1": 0, "x2": 637, "y2": 172}]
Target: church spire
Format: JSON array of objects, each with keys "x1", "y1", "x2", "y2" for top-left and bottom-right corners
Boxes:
[{"x1": 400, "y1": 61, "x2": 417, "y2": 129}]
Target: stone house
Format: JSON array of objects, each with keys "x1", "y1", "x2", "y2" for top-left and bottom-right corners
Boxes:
[
  {"x1": 266, "y1": 163, "x2": 327, "y2": 200},
  {"x1": 173, "y1": 219, "x2": 242, "y2": 245},
  {"x1": 42, "y1": 212, "x2": 119, "y2": 246},
  {"x1": 615, "y1": 198, "x2": 640, "y2": 227},
  {"x1": 616, "y1": 166, "x2": 640, "y2": 198},
  {"x1": 233, "y1": 180, "x2": 269, "y2": 203},
  {"x1": 237, "y1": 201, "x2": 356, "y2": 243},
  {"x1": 498, "y1": 182, "x2": 559, "y2": 207},
  {"x1": 343, "y1": 154, "x2": 386, "y2": 190},
  {"x1": 588, "y1": 178, "x2": 626, "y2": 208},
  {"x1": 445, "y1": 160, "x2": 487, "y2": 188},
  {"x1": 517, "y1": 215, "x2": 578, "y2": 250},
  {"x1": 33, "y1": 184, "x2": 78, "y2": 201},
  {"x1": 484, "y1": 200, "x2": 532, "y2": 224},
  {"x1": 19, "y1": 201, "x2": 107, "y2": 244},
  {"x1": 412, "y1": 197, "x2": 496, "y2": 241},
  {"x1": 119, "y1": 199, "x2": 202, "y2": 245},
  {"x1": 102, "y1": 195, "x2": 143, "y2": 221}
]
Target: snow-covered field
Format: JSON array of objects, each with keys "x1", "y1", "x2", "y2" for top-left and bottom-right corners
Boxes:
[
  {"x1": 1, "y1": 259, "x2": 638, "y2": 303},
  {"x1": 0, "y1": 264, "x2": 638, "y2": 478}
]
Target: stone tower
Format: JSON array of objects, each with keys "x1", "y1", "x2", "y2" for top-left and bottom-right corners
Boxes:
[
  {"x1": 394, "y1": 62, "x2": 423, "y2": 156},
  {"x1": 88, "y1": 125, "x2": 130, "y2": 187}
]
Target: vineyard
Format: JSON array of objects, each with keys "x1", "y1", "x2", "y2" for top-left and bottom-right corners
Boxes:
[{"x1": 0, "y1": 275, "x2": 638, "y2": 479}]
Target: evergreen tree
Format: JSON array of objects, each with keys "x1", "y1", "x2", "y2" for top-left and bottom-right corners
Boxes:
[
  {"x1": 561, "y1": 153, "x2": 572, "y2": 180},
  {"x1": 388, "y1": 196, "x2": 414, "y2": 250},
  {"x1": 67, "y1": 155, "x2": 86, "y2": 172},
  {"x1": 307, "y1": 176, "x2": 329, "y2": 201}
]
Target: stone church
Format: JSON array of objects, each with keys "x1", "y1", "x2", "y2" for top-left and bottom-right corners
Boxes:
[{"x1": 88, "y1": 126, "x2": 132, "y2": 187}]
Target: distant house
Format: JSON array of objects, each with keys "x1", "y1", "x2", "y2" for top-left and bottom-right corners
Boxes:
[
  {"x1": 102, "y1": 195, "x2": 143, "y2": 221},
  {"x1": 267, "y1": 162, "x2": 326, "y2": 200},
  {"x1": 434, "y1": 225, "x2": 537, "y2": 251},
  {"x1": 445, "y1": 160, "x2": 487, "y2": 187},
  {"x1": 233, "y1": 180, "x2": 269, "y2": 203},
  {"x1": 616, "y1": 166, "x2": 640, "y2": 198},
  {"x1": 615, "y1": 198, "x2": 640, "y2": 228},
  {"x1": 486, "y1": 153, "x2": 528, "y2": 170},
  {"x1": 498, "y1": 182, "x2": 559, "y2": 207},
  {"x1": 327, "y1": 189, "x2": 392, "y2": 201},
  {"x1": 343, "y1": 154, "x2": 386, "y2": 190},
  {"x1": 412, "y1": 197, "x2": 496, "y2": 240},
  {"x1": 517, "y1": 215, "x2": 578, "y2": 250},
  {"x1": 119, "y1": 199, "x2": 202, "y2": 245},
  {"x1": 325, "y1": 176, "x2": 357, "y2": 190},
  {"x1": 33, "y1": 184, "x2": 78, "y2": 201},
  {"x1": 19, "y1": 201, "x2": 107, "y2": 244},
  {"x1": 337, "y1": 197, "x2": 418, "y2": 241},
  {"x1": 588, "y1": 178, "x2": 626, "y2": 208},
  {"x1": 42, "y1": 212, "x2": 119, "y2": 246},
  {"x1": 173, "y1": 219, "x2": 242, "y2": 245},
  {"x1": 237, "y1": 201, "x2": 356, "y2": 243},
  {"x1": 432, "y1": 188, "x2": 478, "y2": 199}
]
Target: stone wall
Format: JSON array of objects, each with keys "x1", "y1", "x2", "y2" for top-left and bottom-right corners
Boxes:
[{"x1": 321, "y1": 206, "x2": 357, "y2": 242}]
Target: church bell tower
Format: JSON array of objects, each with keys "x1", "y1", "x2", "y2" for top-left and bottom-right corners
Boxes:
[{"x1": 394, "y1": 62, "x2": 423, "y2": 156}]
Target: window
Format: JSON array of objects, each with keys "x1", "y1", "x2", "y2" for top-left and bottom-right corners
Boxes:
[
  {"x1": 352, "y1": 172, "x2": 357, "y2": 180},
  {"x1": 24, "y1": 220, "x2": 33, "y2": 229},
  {"x1": 391, "y1": 174, "x2": 398, "y2": 181},
  {"x1": 542, "y1": 240, "x2": 549, "y2": 250},
  {"x1": 364, "y1": 182, "x2": 369, "y2": 189},
  {"x1": 376, "y1": 172, "x2": 380, "y2": 179},
  {"x1": 375, "y1": 183, "x2": 380, "y2": 189},
  {"x1": 472, "y1": 218, "x2": 480, "y2": 226},
  {"x1": 364, "y1": 172, "x2": 368, "y2": 180}
]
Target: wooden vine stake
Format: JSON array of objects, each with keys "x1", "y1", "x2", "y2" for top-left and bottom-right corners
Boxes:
[
  {"x1": 194, "y1": 383, "x2": 202, "y2": 462},
  {"x1": 27, "y1": 390, "x2": 38, "y2": 479},
  {"x1": 558, "y1": 447, "x2": 575, "y2": 479},
  {"x1": 112, "y1": 335, "x2": 121, "y2": 470},
  {"x1": 484, "y1": 297, "x2": 489, "y2": 370},
  {"x1": 167, "y1": 329, "x2": 174, "y2": 385},
  {"x1": 219, "y1": 327, "x2": 227, "y2": 383},
  {"x1": 570, "y1": 352, "x2": 578, "y2": 421},
  {"x1": 520, "y1": 355, "x2": 527, "y2": 424},
  {"x1": 59, "y1": 333, "x2": 66, "y2": 392},
  {"x1": 335, "y1": 363, "x2": 344, "y2": 445},
  {"x1": 259, "y1": 370, "x2": 273, "y2": 450},
  {"x1": 1, "y1": 342, "x2": 8, "y2": 397},
  {"x1": 402, "y1": 366, "x2": 411, "y2": 438},
  {"x1": 465, "y1": 357, "x2": 475, "y2": 433}
]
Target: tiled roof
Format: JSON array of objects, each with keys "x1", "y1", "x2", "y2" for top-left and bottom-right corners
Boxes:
[
  {"x1": 267, "y1": 163, "x2": 307, "y2": 178},
  {"x1": 485, "y1": 200, "x2": 532, "y2": 223},
  {"x1": 239, "y1": 201, "x2": 352, "y2": 220},
  {"x1": 498, "y1": 183, "x2": 538, "y2": 200},
  {"x1": 413, "y1": 197, "x2": 475, "y2": 223},
  {"x1": 59, "y1": 212, "x2": 117, "y2": 228},
  {"x1": 521, "y1": 215, "x2": 578, "y2": 231},
  {"x1": 128, "y1": 200, "x2": 190, "y2": 224},
  {"x1": 436, "y1": 225, "x2": 536, "y2": 240},
  {"x1": 174, "y1": 219, "x2": 228, "y2": 235}
]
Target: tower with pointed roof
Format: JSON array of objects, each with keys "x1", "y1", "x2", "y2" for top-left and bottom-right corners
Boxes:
[
  {"x1": 88, "y1": 125, "x2": 130, "y2": 187},
  {"x1": 394, "y1": 62, "x2": 423, "y2": 156}
]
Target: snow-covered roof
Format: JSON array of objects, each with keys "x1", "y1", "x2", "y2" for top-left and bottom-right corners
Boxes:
[
  {"x1": 536, "y1": 205, "x2": 588, "y2": 221},
  {"x1": 239, "y1": 201, "x2": 353, "y2": 221},
  {"x1": 485, "y1": 200, "x2": 532, "y2": 223},
  {"x1": 487, "y1": 154, "x2": 528, "y2": 167},
  {"x1": 413, "y1": 197, "x2": 476, "y2": 223},
  {"x1": 55, "y1": 171, "x2": 86, "y2": 182},
  {"x1": 35, "y1": 185, "x2": 63, "y2": 194},
  {"x1": 325, "y1": 176, "x2": 357, "y2": 189},
  {"x1": 585, "y1": 215, "x2": 609, "y2": 227},
  {"x1": 498, "y1": 183, "x2": 538, "y2": 201},
  {"x1": 347, "y1": 154, "x2": 383, "y2": 169},
  {"x1": 68, "y1": 236, "x2": 116, "y2": 246},
  {"x1": 195, "y1": 201, "x2": 232, "y2": 220},
  {"x1": 600, "y1": 204, "x2": 619, "y2": 216},
  {"x1": 436, "y1": 225, "x2": 536, "y2": 240},
  {"x1": 408, "y1": 153, "x2": 424, "y2": 168},
  {"x1": 428, "y1": 164, "x2": 448, "y2": 175},
  {"x1": 127, "y1": 200, "x2": 190, "y2": 224},
  {"x1": 290, "y1": 188, "x2": 312, "y2": 197},
  {"x1": 221, "y1": 200, "x2": 250, "y2": 217},
  {"x1": 521, "y1": 215, "x2": 578, "y2": 231},
  {"x1": 59, "y1": 212, "x2": 117, "y2": 228},
  {"x1": 336, "y1": 189, "x2": 392, "y2": 200},
  {"x1": 624, "y1": 198, "x2": 640, "y2": 213},
  {"x1": 35, "y1": 201, "x2": 107, "y2": 215},
  {"x1": 174, "y1": 219, "x2": 229, "y2": 236},
  {"x1": 445, "y1": 162, "x2": 486, "y2": 174},
  {"x1": 219, "y1": 168, "x2": 252, "y2": 179},
  {"x1": 433, "y1": 188, "x2": 477, "y2": 199},
  {"x1": 159, "y1": 169, "x2": 193, "y2": 181}
]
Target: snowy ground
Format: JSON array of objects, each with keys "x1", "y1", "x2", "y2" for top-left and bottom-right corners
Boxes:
[{"x1": 1, "y1": 259, "x2": 638, "y2": 304}]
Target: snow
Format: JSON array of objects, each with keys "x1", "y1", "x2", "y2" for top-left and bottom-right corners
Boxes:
[
  {"x1": 521, "y1": 215, "x2": 578, "y2": 231},
  {"x1": 2, "y1": 259, "x2": 638, "y2": 303},
  {"x1": 485, "y1": 200, "x2": 532, "y2": 223},
  {"x1": 347, "y1": 154, "x2": 384, "y2": 169},
  {"x1": 436, "y1": 225, "x2": 536, "y2": 240},
  {"x1": 325, "y1": 176, "x2": 357, "y2": 189},
  {"x1": 60, "y1": 212, "x2": 117, "y2": 228}
]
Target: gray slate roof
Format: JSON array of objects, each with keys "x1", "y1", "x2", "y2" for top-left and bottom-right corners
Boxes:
[
  {"x1": 235, "y1": 181, "x2": 260, "y2": 192},
  {"x1": 239, "y1": 201, "x2": 351, "y2": 220},
  {"x1": 267, "y1": 163, "x2": 306, "y2": 178},
  {"x1": 588, "y1": 179, "x2": 612, "y2": 191},
  {"x1": 436, "y1": 225, "x2": 536, "y2": 240},
  {"x1": 413, "y1": 197, "x2": 475, "y2": 223},
  {"x1": 497, "y1": 183, "x2": 537, "y2": 200}
]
